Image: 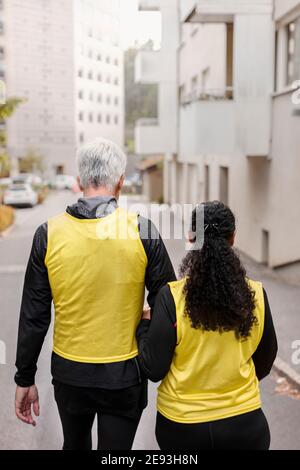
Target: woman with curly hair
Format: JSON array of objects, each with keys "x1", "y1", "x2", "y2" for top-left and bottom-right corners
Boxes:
[{"x1": 137, "y1": 201, "x2": 277, "y2": 450}]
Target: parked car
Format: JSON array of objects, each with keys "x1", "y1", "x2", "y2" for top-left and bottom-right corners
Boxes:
[
  {"x1": 12, "y1": 174, "x2": 42, "y2": 186},
  {"x1": 50, "y1": 175, "x2": 77, "y2": 190},
  {"x1": 4, "y1": 184, "x2": 38, "y2": 208}
]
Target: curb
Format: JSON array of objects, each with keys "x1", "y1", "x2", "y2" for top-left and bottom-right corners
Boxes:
[{"x1": 273, "y1": 356, "x2": 300, "y2": 388}]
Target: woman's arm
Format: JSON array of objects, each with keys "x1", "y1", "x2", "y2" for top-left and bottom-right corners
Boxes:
[
  {"x1": 252, "y1": 288, "x2": 278, "y2": 381},
  {"x1": 136, "y1": 285, "x2": 177, "y2": 382}
]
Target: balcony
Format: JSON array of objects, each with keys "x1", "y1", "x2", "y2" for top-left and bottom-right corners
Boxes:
[
  {"x1": 135, "y1": 48, "x2": 176, "y2": 84},
  {"x1": 138, "y1": 0, "x2": 160, "y2": 11},
  {"x1": 180, "y1": 0, "x2": 197, "y2": 22},
  {"x1": 183, "y1": 0, "x2": 273, "y2": 23},
  {"x1": 135, "y1": 118, "x2": 166, "y2": 155},
  {"x1": 135, "y1": 49, "x2": 161, "y2": 84},
  {"x1": 179, "y1": 99, "x2": 236, "y2": 157}
]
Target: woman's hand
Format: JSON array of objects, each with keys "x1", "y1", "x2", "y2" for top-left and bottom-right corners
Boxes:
[{"x1": 142, "y1": 305, "x2": 151, "y2": 320}]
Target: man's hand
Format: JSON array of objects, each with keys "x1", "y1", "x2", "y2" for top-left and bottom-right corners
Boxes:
[
  {"x1": 142, "y1": 305, "x2": 151, "y2": 320},
  {"x1": 15, "y1": 385, "x2": 40, "y2": 427}
]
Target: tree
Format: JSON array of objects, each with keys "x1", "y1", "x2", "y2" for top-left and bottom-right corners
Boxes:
[
  {"x1": 19, "y1": 147, "x2": 45, "y2": 174},
  {"x1": 124, "y1": 43, "x2": 158, "y2": 150},
  {"x1": 0, "y1": 98, "x2": 24, "y2": 177}
]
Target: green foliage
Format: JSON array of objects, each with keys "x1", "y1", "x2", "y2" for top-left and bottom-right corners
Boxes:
[
  {"x1": 0, "y1": 97, "x2": 24, "y2": 177},
  {"x1": 125, "y1": 45, "x2": 158, "y2": 148},
  {"x1": 19, "y1": 147, "x2": 45, "y2": 174}
]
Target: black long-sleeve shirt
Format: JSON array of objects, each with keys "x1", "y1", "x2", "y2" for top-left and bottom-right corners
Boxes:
[
  {"x1": 136, "y1": 284, "x2": 278, "y2": 383},
  {"x1": 15, "y1": 197, "x2": 176, "y2": 389}
]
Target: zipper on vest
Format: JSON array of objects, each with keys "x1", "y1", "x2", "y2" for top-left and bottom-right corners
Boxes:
[{"x1": 134, "y1": 357, "x2": 142, "y2": 384}]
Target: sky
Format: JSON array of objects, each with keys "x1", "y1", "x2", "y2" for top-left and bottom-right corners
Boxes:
[{"x1": 120, "y1": 0, "x2": 162, "y2": 50}]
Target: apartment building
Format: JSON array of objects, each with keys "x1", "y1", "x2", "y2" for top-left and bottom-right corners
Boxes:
[
  {"x1": 1, "y1": 0, "x2": 124, "y2": 177},
  {"x1": 135, "y1": 0, "x2": 300, "y2": 268}
]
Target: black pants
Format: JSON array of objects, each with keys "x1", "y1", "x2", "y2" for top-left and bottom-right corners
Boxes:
[
  {"x1": 156, "y1": 409, "x2": 271, "y2": 450},
  {"x1": 53, "y1": 380, "x2": 147, "y2": 450}
]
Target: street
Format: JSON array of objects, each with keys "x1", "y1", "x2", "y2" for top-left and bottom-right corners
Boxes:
[{"x1": 0, "y1": 192, "x2": 299, "y2": 450}]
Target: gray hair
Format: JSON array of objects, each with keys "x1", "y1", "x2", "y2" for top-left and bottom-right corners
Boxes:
[{"x1": 76, "y1": 138, "x2": 127, "y2": 191}]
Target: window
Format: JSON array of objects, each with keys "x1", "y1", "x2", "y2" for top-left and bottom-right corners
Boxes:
[
  {"x1": 78, "y1": 90, "x2": 84, "y2": 100},
  {"x1": 226, "y1": 24, "x2": 234, "y2": 99},
  {"x1": 79, "y1": 111, "x2": 84, "y2": 121},
  {"x1": 89, "y1": 113, "x2": 93, "y2": 123},
  {"x1": 106, "y1": 76, "x2": 111, "y2": 84},
  {"x1": 79, "y1": 133, "x2": 85, "y2": 143},
  {"x1": 98, "y1": 93, "x2": 102, "y2": 103},
  {"x1": 97, "y1": 53, "x2": 102, "y2": 62},
  {"x1": 106, "y1": 56, "x2": 110, "y2": 64},
  {"x1": 97, "y1": 73, "x2": 102, "y2": 82},
  {"x1": 0, "y1": 21, "x2": 4, "y2": 35},
  {"x1": 78, "y1": 69, "x2": 84, "y2": 78},
  {"x1": 287, "y1": 20, "x2": 300, "y2": 85},
  {"x1": 191, "y1": 75, "x2": 198, "y2": 99},
  {"x1": 114, "y1": 115, "x2": 119, "y2": 125},
  {"x1": 0, "y1": 46, "x2": 4, "y2": 60},
  {"x1": 89, "y1": 91, "x2": 94, "y2": 101},
  {"x1": 106, "y1": 115, "x2": 110, "y2": 125},
  {"x1": 106, "y1": 95, "x2": 111, "y2": 105},
  {"x1": 114, "y1": 96, "x2": 119, "y2": 106},
  {"x1": 219, "y1": 167, "x2": 229, "y2": 206},
  {"x1": 98, "y1": 114, "x2": 102, "y2": 123},
  {"x1": 88, "y1": 71, "x2": 93, "y2": 80},
  {"x1": 114, "y1": 58, "x2": 119, "y2": 66},
  {"x1": 262, "y1": 230, "x2": 270, "y2": 266},
  {"x1": 114, "y1": 77, "x2": 119, "y2": 86}
]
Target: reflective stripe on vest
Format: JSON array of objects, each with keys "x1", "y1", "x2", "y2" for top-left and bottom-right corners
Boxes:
[
  {"x1": 157, "y1": 278, "x2": 265, "y2": 423},
  {"x1": 45, "y1": 208, "x2": 147, "y2": 363}
]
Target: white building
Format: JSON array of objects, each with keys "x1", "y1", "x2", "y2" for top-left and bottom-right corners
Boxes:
[
  {"x1": 135, "y1": 0, "x2": 300, "y2": 268},
  {"x1": 1, "y1": 0, "x2": 124, "y2": 177}
]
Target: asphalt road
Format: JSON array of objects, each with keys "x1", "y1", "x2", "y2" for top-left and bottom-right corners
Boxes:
[{"x1": 0, "y1": 192, "x2": 299, "y2": 450}]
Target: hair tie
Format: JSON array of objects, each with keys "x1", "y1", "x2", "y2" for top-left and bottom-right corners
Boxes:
[{"x1": 204, "y1": 223, "x2": 220, "y2": 237}]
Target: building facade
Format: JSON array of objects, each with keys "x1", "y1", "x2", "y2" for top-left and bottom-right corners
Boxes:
[
  {"x1": 1, "y1": 0, "x2": 124, "y2": 177},
  {"x1": 135, "y1": 0, "x2": 300, "y2": 268}
]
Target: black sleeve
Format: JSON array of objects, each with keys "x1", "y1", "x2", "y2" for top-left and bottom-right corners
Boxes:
[
  {"x1": 252, "y1": 289, "x2": 278, "y2": 381},
  {"x1": 15, "y1": 223, "x2": 52, "y2": 387},
  {"x1": 138, "y1": 216, "x2": 177, "y2": 309},
  {"x1": 136, "y1": 285, "x2": 177, "y2": 382}
]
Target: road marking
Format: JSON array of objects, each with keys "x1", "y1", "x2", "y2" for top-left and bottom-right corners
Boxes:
[{"x1": 0, "y1": 265, "x2": 26, "y2": 274}]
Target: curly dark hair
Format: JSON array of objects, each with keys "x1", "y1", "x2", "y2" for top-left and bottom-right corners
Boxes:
[{"x1": 180, "y1": 201, "x2": 257, "y2": 339}]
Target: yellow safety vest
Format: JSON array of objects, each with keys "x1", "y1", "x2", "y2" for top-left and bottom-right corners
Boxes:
[
  {"x1": 45, "y1": 207, "x2": 147, "y2": 363},
  {"x1": 157, "y1": 278, "x2": 265, "y2": 423}
]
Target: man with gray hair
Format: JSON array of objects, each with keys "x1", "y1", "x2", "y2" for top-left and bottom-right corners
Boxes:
[{"x1": 14, "y1": 138, "x2": 176, "y2": 450}]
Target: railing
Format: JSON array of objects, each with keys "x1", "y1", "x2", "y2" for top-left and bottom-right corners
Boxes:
[
  {"x1": 136, "y1": 118, "x2": 159, "y2": 126},
  {"x1": 180, "y1": 87, "x2": 234, "y2": 105}
]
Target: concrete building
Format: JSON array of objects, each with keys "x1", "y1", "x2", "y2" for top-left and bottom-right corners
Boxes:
[
  {"x1": 1, "y1": 0, "x2": 124, "y2": 177},
  {"x1": 135, "y1": 0, "x2": 300, "y2": 268},
  {"x1": 134, "y1": 0, "x2": 180, "y2": 205}
]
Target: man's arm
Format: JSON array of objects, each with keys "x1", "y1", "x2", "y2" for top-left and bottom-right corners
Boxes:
[
  {"x1": 139, "y1": 216, "x2": 176, "y2": 309},
  {"x1": 15, "y1": 223, "x2": 52, "y2": 387}
]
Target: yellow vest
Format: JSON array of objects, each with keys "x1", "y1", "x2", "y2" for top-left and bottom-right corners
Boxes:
[
  {"x1": 157, "y1": 278, "x2": 265, "y2": 423},
  {"x1": 45, "y1": 208, "x2": 147, "y2": 363}
]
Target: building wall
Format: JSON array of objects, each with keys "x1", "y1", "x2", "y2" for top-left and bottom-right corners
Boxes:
[
  {"x1": 3, "y1": 0, "x2": 124, "y2": 177},
  {"x1": 5, "y1": 0, "x2": 76, "y2": 176},
  {"x1": 165, "y1": 0, "x2": 300, "y2": 268}
]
